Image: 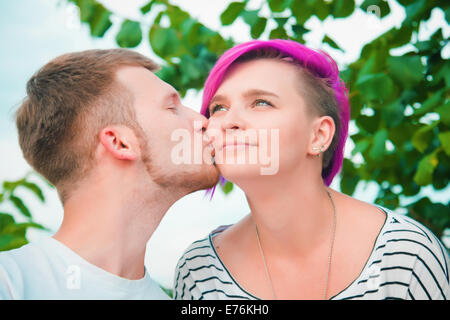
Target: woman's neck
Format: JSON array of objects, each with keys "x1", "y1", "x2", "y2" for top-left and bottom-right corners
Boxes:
[{"x1": 240, "y1": 168, "x2": 336, "y2": 257}]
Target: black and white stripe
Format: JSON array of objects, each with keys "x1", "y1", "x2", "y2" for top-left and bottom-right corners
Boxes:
[{"x1": 173, "y1": 208, "x2": 449, "y2": 300}]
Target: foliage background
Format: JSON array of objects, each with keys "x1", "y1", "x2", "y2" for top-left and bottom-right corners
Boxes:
[
  {"x1": 71, "y1": 0, "x2": 450, "y2": 244},
  {"x1": 0, "y1": 0, "x2": 449, "y2": 288}
]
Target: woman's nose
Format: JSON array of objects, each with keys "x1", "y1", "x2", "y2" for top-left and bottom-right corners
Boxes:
[{"x1": 221, "y1": 108, "x2": 245, "y2": 132}]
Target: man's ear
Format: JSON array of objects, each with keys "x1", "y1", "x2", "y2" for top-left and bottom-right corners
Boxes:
[{"x1": 99, "y1": 126, "x2": 138, "y2": 161}]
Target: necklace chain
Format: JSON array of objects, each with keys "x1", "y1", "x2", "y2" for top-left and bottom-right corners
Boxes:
[{"x1": 254, "y1": 189, "x2": 337, "y2": 300}]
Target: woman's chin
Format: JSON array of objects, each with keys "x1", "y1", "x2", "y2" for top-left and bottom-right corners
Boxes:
[{"x1": 217, "y1": 163, "x2": 268, "y2": 182}]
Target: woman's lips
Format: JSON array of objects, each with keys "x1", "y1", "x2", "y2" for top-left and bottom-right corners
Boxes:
[{"x1": 220, "y1": 142, "x2": 257, "y2": 150}]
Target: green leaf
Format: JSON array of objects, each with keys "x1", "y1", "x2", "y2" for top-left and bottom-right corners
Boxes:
[
  {"x1": 413, "y1": 89, "x2": 445, "y2": 117},
  {"x1": 179, "y1": 55, "x2": 203, "y2": 85},
  {"x1": 412, "y1": 122, "x2": 438, "y2": 153},
  {"x1": 396, "y1": 0, "x2": 416, "y2": 5},
  {"x1": 240, "y1": 10, "x2": 259, "y2": 26},
  {"x1": 116, "y1": 20, "x2": 142, "y2": 48},
  {"x1": 88, "y1": 3, "x2": 112, "y2": 37},
  {"x1": 250, "y1": 17, "x2": 267, "y2": 39},
  {"x1": 360, "y1": 0, "x2": 391, "y2": 18},
  {"x1": 351, "y1": 139, "x2": 371, "y2": 156},
  {"x1": 166, "y1": 5, "x2": 190, "y2": 28},
  {"x1": 140, "y1": 0, "x2": 167, "y2": 14},
  {"x1": 355, "y1": 52, "x2": 383, "y2": 82},
  {"x1": 149, "y1": 25, "x2": 182, "y2": 58},
  {"x1": 414, "y1": 149, "x2": 440, "y2": 186},
  {"x1": 3, "y1": 222, "x2": 47, "y2": 233},
  {"x1": 290, "y1": 0, "x2": 314, "y2": 24},
  {"x1": 221, "y1": 181, "x2": 234, "y2": 195},
  {"x1": 0, "y1": 213, "x2": 15, "y2": 232},
  {"x1": 436, "y1": 101, "x2": 450, "y2": 125},
  {"x1": 220, "y1": 2, "x2": 246, "y2": 26},
  {"x1": 357, "y1": 113, "x2": 381, "y2": 134},
  {"x1": 314, "y1": 0, "x2": 331, "y2": 20},
  {"x1": 3, "y1": 178, "x2": 25, "y2": 193},
  {"x1": 375, "y1": 186, "x2": 399, "y2": 209},
  {"x1": 0, "y1": 234, "x2": 28, "y2": 251},
  {"x1": 291, "y1": 24, "x2": 309, "y2": 43},
  {"x1": 340, "y1": 158, "x2": 360, "y2": 195},
  {"x1": 322, "y1": 34, "x2": 343, "y2": 52},
  {"x1": 156, "y1": 64, "x2": 178, "y2": 88},
  {"x1": 445, "y1": 6, "x2": 450, "y2": 24},
  {"x1": 435, "y1": 61, "x2": 450, "y2": 88},
  {"x1": 269, "y1": 26, "x2": 288, "y2": 39},
  {"x1": 332, "y1": 0, "x2": 355, "y2": 18},
  {"x1": 403, "y1": 0, "x2": 427, "y2": 27},
  {"x1": 407, "y1": 197, "x2": 450, "y2": 239},
  {"x1": 438, "y1": 132, "x2": 450, "y2": 156},
  {"x1": 349, "y1": 92, "x2": 364, "y2": 118},
  {"x1": 140, "y1": 1, "x2": 154, "y2": 14},
  {"x1": 267, "y1": 0, "x2": 293, "y2": 12},
  {"x1": 356, "y1": 73, "x2": 394, "y2": 102},
  {"x1": 21, "y1": 181, "x2": 45, "y2": 202},
  {"x1": 240, "y1": 10, "x2": 267, "y2": 39},
  {"x1": 387, "y1": 56, "x2": 425, "y2": 89},
  {"x1": 72, "y1": 0, "x2": 94, "y2": 22},
  {"x1": 369, "y1": 129, "x2": 388, "y2": 161},
  {"x1": 382, "y1": 99, "x2": 404, "y2": 128},
  {"x1": 9, "y1": 195, "x2": 31, "y2": 218}
]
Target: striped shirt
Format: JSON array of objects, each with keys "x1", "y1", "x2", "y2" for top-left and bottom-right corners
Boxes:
[{"x1": 173, "y1": 207, "x2": 449, "y2": 300}]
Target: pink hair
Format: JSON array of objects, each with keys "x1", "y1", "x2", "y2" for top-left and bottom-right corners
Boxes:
[{"x1": 202, "y1": 39, "x2": 350, "y2": 199}]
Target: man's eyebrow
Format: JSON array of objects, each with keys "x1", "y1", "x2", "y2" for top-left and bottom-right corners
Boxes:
[{"x1": 164, "y1": 91, "x2": 180, "y2": 104}]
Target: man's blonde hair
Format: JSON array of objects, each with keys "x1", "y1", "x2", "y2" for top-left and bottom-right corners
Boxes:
[{"x1": 16, "y1": 49, "x2": 159, "y2": 203}]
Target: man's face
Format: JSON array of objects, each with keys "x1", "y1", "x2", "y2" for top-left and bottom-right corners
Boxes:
[{"x1": 116, "y1": 66, "x2": 219, "y2": 193}]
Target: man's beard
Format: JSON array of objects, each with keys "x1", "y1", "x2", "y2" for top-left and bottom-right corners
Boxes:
[{"x1": 136, "y1": 126, "x2": 219, "y2": 194}]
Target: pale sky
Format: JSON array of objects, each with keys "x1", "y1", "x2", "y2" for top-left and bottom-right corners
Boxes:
[{"x1": 0, "y1": 0, "x2": 448, "y2": 288}]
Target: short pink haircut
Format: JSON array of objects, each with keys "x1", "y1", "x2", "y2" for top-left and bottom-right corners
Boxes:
[{"x1": 202, "y1": 39, "x2": 350, "y2": 198}]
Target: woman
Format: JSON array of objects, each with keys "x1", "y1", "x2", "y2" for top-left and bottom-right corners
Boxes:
[{"x1": 173, "y1": 39, "x2": 449, "y2": 300}]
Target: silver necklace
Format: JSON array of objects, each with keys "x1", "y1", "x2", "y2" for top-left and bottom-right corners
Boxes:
[{"x1": 254, "y1": 189, "x2": 337, "y2": 300}]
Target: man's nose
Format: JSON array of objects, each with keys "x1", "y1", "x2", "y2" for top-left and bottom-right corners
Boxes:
[
  {"x1": 186, "y1": 106, "x2": 208, "y2": 133},
  {"x1": 196, "y1": 113, "x2": 208, "y2": 133}
]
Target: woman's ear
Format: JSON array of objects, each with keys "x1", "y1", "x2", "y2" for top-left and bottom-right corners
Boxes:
[
  {"x1": 308, "y1": 116, "x2": 335, "y2": 156},
  {"x1": 99, "y1": 126, "x2": 138, "y2": 161}
]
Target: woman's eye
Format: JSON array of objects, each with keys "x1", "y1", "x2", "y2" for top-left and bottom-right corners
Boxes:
[
  {"x1": 254, "y1": 99, "x2": 273, "y2": 107},
  {"x1": 211, "y1": 104, "x2": 227, "y2": 114}
]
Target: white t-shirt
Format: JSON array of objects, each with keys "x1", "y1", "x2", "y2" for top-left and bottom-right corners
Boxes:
[{"x1": 0, "y1": 237, "x2": 170, "y2": 300}]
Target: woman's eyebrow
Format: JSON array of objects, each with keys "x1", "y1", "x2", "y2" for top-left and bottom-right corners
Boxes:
[
  {"x1": 242, "y1": 89, "x2": 279, "y2": 99},
  {"x1": 209, "y1": 94, "x2": 226, "y2": 107},
  {"x1": 208, "y1": 89, "x2": 279, "y2": 112},
  {"x1": 209, "y1": 89, "x2": 279, "y2": 106}
]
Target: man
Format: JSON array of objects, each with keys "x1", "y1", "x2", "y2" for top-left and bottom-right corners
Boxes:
[{"x1": 0, "y1": 49, "x2": 219, "y2": 299}]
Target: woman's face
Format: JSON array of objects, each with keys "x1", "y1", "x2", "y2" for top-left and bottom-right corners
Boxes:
[{"x1": 206, "y1": 58, "x2": 325, "y2": 184}]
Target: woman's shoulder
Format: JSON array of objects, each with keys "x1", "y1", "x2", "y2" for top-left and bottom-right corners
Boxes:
[
  {"x1": 173, "y1": 225, "x2": 255, "y2": 300},
  {"x1": 342, "y1": 191, "x2": 447, "y2": 261},
  {"x1": 333, "y1": 204, "x2": 449, "y2": 300},
  {"x1": 374, "y1": 207, "x2": 449, "y2": 298},
  {"x1": 374, "y1": 208, "x2": 450, "y2": 292},
  {"x1": 378, "y1": 207, "x2": 448, "y2": 257},
  {"x1": 174, "y1": 225, "x2": 233, "y2": 278}
]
